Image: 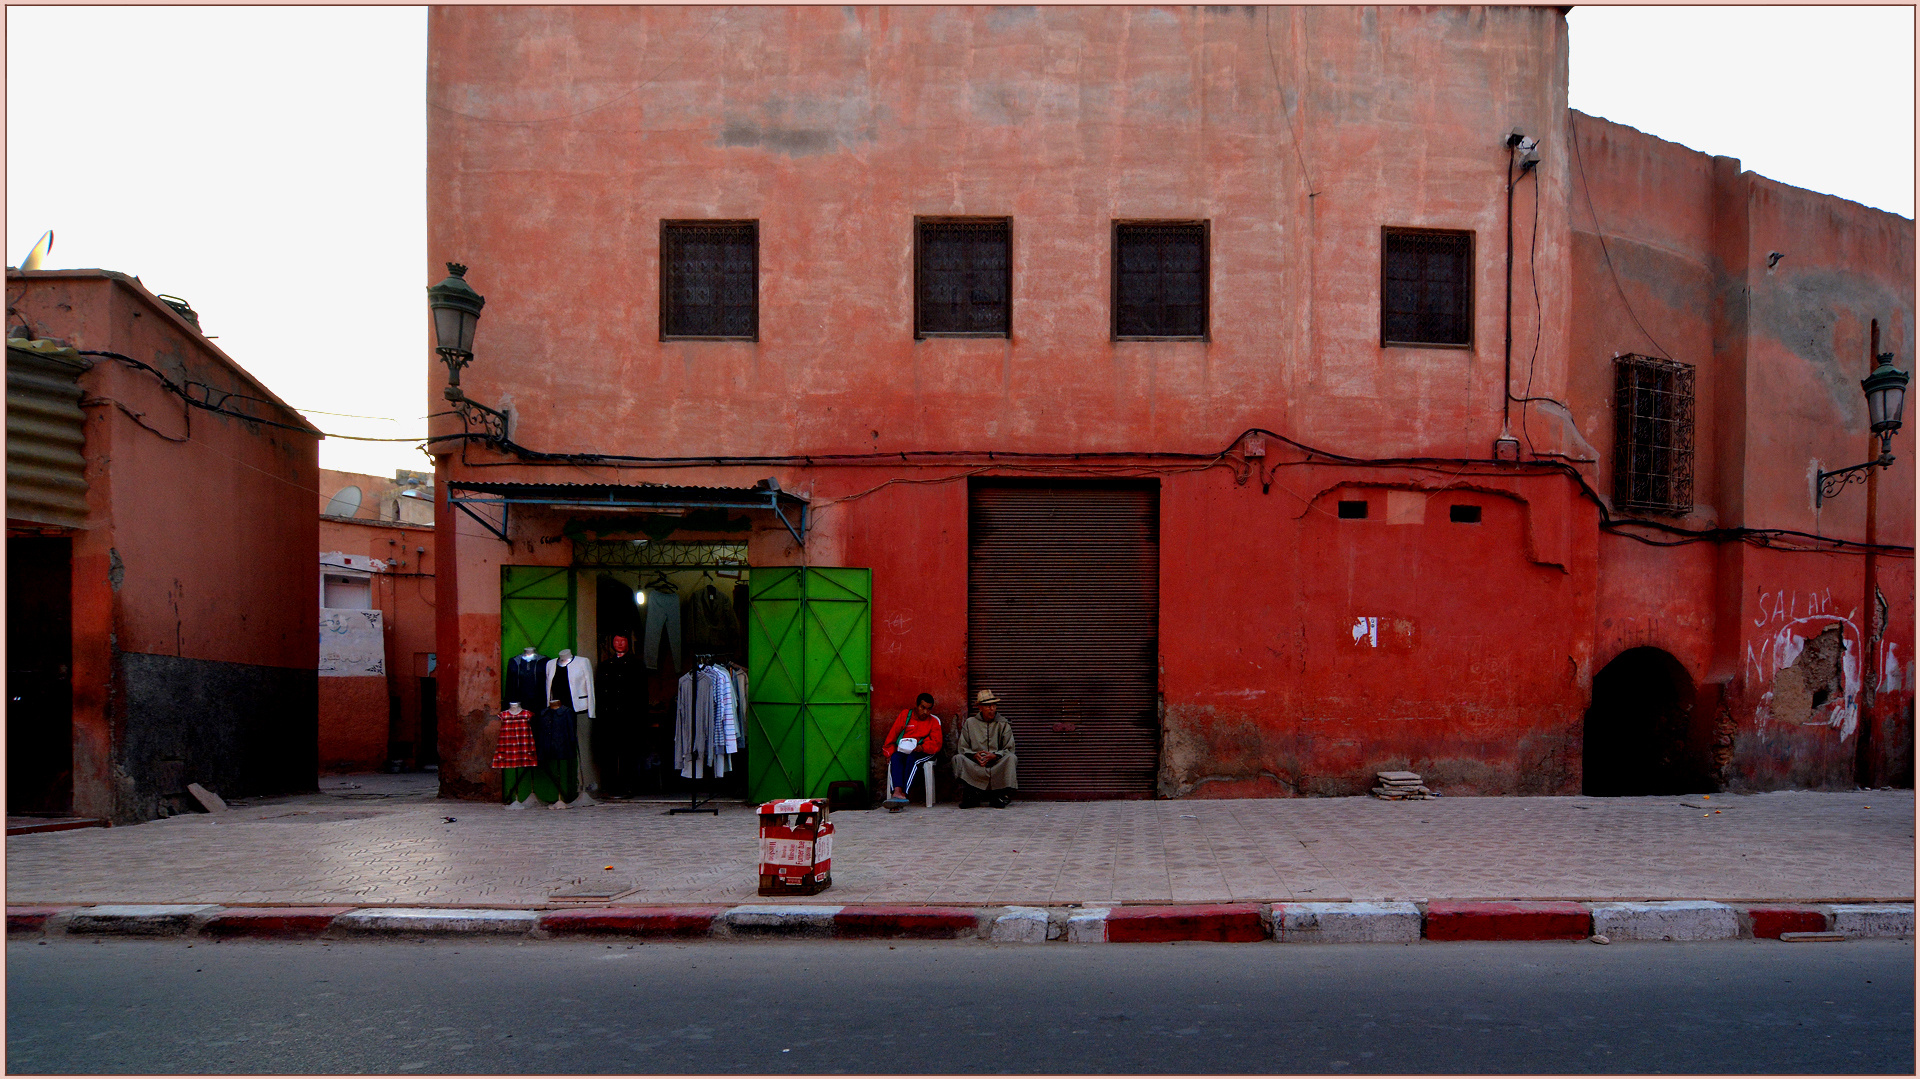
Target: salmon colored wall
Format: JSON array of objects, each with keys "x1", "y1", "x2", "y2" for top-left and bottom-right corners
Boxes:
[
  {"x1": 425, "y1": 10, "x2": 1909, "y2": 799},
  {"x1": 319, "y1": 677, "x2": 388, "y2": 772},
  {"x1": 9, "y1": 275, "x2": 317, "y2": 669},
  {"x1": 427, "y1": 6, "x2": 1571, "y2": 462},
  {"x1": 1568, "y1": 113, "x2": 1915, "y2": 790},
  {"x1": 318, "y1": 515, "x2": 439, "y2": 771},
  {"x1": 7, "y1": 270, "x2": 320, "y2": 819}
]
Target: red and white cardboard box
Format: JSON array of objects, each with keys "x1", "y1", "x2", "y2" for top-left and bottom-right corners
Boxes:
[{"x1": 757, "y1": 798, "x2": 833, "y2": 888}]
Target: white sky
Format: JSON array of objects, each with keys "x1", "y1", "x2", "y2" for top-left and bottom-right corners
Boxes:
[{"x1": 7, "y1": 5, "x2": 1915, "y2": 479}]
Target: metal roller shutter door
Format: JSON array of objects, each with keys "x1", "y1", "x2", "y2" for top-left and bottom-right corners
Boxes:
[{"x1": 967, "y1": 481, "x2": 1159, "y2": 797}]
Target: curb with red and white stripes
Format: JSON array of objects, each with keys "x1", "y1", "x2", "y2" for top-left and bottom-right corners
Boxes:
[{"x1": 8, "y1": 899, "x2": 1912, "y2": 944}]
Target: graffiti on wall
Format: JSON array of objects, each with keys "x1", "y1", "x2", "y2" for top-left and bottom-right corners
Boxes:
[
  {"x1": 320, "y1": 608, "x2": 386, "y2": 677},
  {"x1": 1746, "y1": 588, "x2": 1859, "y2": 737}
]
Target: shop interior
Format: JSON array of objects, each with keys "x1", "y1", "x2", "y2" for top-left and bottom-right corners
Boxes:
[{"x1": 574, "y1": 565, "x2": 750, "y2": 802}]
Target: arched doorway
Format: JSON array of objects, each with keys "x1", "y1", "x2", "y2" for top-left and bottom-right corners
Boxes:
[{"x1": 1583, "y1": 647, "x2": 1711, "y2": 795}]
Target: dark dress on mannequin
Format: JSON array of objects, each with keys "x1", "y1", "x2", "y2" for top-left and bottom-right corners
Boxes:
[
  {"x1": 598, "y1": 648, "x2": 644, "y2": 795},
  {"x1": 506, "y1": 651, "x2": 547, "y2": 710},
  {"x1": 532, "y1": 662, "x2": 579, "y2": 801}
]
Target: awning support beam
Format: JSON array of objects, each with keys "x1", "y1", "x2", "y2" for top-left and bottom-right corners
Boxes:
[
  {"x1": 442, "y1": 488, "x2": 808, "y2": 545},
  {"x1": 772, "y1": 498, "x2": 807, "y2": 548},
  {"x1": 452, "y1": 497, "x2": 510, "y2": 544}
]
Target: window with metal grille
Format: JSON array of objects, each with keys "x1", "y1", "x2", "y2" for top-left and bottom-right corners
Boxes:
[
  {"x1": 916, "y1": 219, "x2": 1010, "y2": 337},
  {"x1": 1380, "y1": 228, "x2": 1473, "y2": 347},
  {"x1": 1113, "y1": 222, "x2": 1208, "y2": 339},
  {"x1": 1612, "y1": 354, "x2": 1695, "y2": 515},
  {"x1": 660, "y1": 221, "x2": 757, "y2": 340}
]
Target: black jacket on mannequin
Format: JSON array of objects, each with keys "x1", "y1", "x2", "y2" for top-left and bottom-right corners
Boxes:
[{"x1": 506, "y1": 651, "x2": 547, "y2": 710}]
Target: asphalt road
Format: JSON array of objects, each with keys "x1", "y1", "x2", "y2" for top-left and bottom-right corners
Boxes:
[{"x1": 7, "y1": 938, "x2": 1912, "y2": 1074}]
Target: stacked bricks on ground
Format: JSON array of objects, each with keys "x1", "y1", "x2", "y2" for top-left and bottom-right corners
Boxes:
[
  {"x1": 10, "y1": 902, "x2": 1911, "y2": 943},
  {"x1": 1372, "y1": 772, "x2": 1432, "y2": 800}
]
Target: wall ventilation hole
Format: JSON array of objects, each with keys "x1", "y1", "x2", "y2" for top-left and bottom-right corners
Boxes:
[
  {"x1": 1337, "y1": 500, "x2": 1369, "y2": 519},
  {"x1": 1449, "y1": 504, "x2": 1482, "y2": 523}
]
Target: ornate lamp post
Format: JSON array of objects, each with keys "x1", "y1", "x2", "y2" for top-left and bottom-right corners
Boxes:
[
  {"x1": 427, "y1": 262, "x2": 509, "y2": 443},
  {"x1": 1815, "y1": 354, "x2": 1908, "y2": 507}
]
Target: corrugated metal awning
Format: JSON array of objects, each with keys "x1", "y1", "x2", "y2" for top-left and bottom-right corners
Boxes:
[
  {"x1": 445, "y1": 479, "x2": 809, "y2": 546},
  {"x1": 7, "y1": 339, "x2": 93, "y2": 529}
]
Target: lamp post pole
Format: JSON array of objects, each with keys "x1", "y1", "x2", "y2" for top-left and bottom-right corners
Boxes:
[{"x1": 1857, "y1": 321, "x2": 1883, "y2": 788}]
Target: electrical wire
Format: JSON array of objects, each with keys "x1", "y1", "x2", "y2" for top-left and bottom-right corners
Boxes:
[
  {"x1": 80, "y1": 393, "x2": 189, "y2": 442},
  {"x1": 1513, "y1": 162, "x2": 1567, "y2": 455},
  {"x1": 1569, "y1": 111, "x2": 1673, "y2": 361},
  {"x1": 79, "y1": 350, "x2": 429, "y2": 444},
  {"x1": 434, "y1": 418, "x2": 1910, "y2": 558}
]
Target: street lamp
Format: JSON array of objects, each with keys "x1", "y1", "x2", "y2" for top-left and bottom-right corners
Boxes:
[
  {"x1": 426, "y1": 261, "x2": 509, "y2": 444},
  {"x1": 427, "y1": 262, "x2": 485, "y2": 390},
  {"x1": 1816, "y1": 353, "x2": 1909, "y2": 506}
]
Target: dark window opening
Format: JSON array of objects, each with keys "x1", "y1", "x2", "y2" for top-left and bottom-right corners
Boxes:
[
  {"x1": 1612, "y1": 354, "x2": 1695, "y2": 515},
  {"x1": 1113, "y1": 222, "x2": 1208, "y2": 339},
  {"x1": 916, "y1": 219, "x2": 1010, "y2": 337},
  {"x1": 1381, "y1": 228, "x2": 1473, "y2": 347},
  {"x1": 1449, "y1": 504, "x2": 1482, "y2": 523},
  {"x1": 661, "y1": 221, "x2": 757, "y2": 340},
  {"x1": 1337, "y1": 500, "x2": 1368, "y2": 519}
]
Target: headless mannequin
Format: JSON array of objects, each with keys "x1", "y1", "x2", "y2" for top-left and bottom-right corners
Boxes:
[
  {"x1": 548, "y1": 649, "x2": 597, "y2": 809},
  {"x1": 498, "y1": 700, "x2": 539, "y2": 810},
  {"x1": 507, "y1": 647, "x2": 546, "y2": 722}
]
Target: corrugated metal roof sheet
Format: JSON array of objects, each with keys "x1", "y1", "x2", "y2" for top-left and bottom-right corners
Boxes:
[
  {"x1": 6, "y1": 340, "x2": 93, "y2": 529},
  {"x1": 446, "y1": 480, "x2": 807, "y2": 506}
]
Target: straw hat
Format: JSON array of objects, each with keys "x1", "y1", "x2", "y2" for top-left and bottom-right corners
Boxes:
[{"x1": 973, "y1": 689, "x2": 1003, "y2": 706}]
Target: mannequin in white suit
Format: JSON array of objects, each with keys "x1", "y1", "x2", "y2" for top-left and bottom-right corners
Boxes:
[{"x1": 546, "y1": 649, "x2": 598, "y2": 806}]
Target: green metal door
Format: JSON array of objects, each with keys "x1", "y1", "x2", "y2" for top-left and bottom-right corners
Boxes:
[
  {"x1": 500, "y1": 566, "x2": 574, "y2": 706},
  {"x1": 746, "y1": 567, "x2": 871, "y2": 801}
]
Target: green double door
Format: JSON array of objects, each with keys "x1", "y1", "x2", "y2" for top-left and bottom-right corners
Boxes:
[
  {"x1": 498, "y1": 566, "x2": 579, "y2": 803},
  {"x1": 746, "y1": 567, "x2": 872, "y2": 803},
  {"x1": 498, "y1": 564, "x2": 871, "y2": 805}
]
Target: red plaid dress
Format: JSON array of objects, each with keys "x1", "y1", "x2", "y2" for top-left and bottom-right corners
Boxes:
[{"x1": 490, "y1": 709, "x2": 538, "y2": 769}]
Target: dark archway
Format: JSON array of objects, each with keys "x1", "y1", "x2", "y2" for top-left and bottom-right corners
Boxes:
[{"x1": 1583, "y1": 647, "x2": 1712, "y2": 796}]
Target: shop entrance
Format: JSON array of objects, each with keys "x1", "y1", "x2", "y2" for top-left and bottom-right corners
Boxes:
[
  {"x1": 967, "y1": 480, "x2": 1160, "y2": 798},
  {"x1": 1583, "y1": 647, "x2": 1710, "y2": 795},
  {"x1": 7, "y1": 536, "x2": 74, "y2": 815},
  {"x1": 497, "y1": 549, "x2": 754, "y2": 804}
]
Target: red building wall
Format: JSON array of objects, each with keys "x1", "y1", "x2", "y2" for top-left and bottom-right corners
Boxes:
[
  {"x1": 7, "y1": 270, "x2": 321, "y2": 821},
  {"x1": 318, "y1": 512, "x2": 439, "y2": 773},
  {"x1": 424, "y1": 7, "x2": 1909, "y2": 800},
  {"x1": 1568, "y1": 113, "x2": 1915, "y2": 790}
]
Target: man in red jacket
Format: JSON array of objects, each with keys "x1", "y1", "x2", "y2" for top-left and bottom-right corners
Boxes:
[{"x1": 884, "y1": 692, "x2": 943, "y2": 809}]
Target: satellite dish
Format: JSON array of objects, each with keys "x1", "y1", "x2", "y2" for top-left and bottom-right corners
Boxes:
[
  {"x1": 324, "y1": 485, "x2": 363, "y2": 517},
  {"x1": 21, "y1": 230, "x2": 52, "y2": 271}
]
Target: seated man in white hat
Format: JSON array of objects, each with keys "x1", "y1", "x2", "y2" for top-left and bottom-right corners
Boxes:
[{"x1": 953, "y1": 689, "x2": 1018, "y2": 808}]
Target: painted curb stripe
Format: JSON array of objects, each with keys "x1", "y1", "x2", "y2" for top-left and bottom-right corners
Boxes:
[
  {"x1": 200, "y1": 907, "x2": 356, "y2": 939},
  {"x1": 832, "y1": 906, "x2": 982, "y2": 938},
  {"x1": 538, "y1": 906, "x2": 725, "y2": 938},
  {"x1": 1105, "y1": 904, "x2": 1267, "y2": 943},
  {"x1": 1424, "y1": 901, "x2": 1591, "y2": 941}
]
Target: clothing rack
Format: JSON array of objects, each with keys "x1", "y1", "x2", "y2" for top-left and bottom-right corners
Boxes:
[{"x1": 668, "y1": 653, "x2": 725, "y2": 815}]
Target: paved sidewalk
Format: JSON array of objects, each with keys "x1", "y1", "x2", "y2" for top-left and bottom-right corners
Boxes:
[{"x1": 6, "y1": 775, "x2": 1911, "y2": 907}]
